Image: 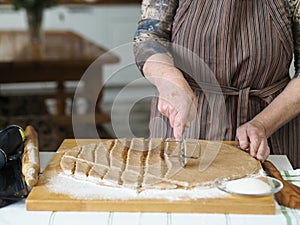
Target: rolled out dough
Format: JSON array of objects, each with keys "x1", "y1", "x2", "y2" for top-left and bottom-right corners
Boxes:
[{"x1": 59, "y1": 139, "x2": 260, "y2": 189}]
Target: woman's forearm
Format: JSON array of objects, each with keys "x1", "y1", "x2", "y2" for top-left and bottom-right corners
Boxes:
[
  {"x1": 252, "y1": 77, "x2": 300, "y2": 137},
  {"x1": 143, "y1": 53, "x2": 198, "y2": 140},
  {"x1": 143, "y1": 53, "x2": 177, "y2": 85}
]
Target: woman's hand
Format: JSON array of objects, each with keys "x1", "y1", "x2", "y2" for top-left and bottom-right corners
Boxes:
[
  {"x1": 156, "y1": 74, "x2": 197, "y2": 140},
  {"x1": 143, "y1": 54, "x2": 197, "y2": 140},
  {"x1": 236, "y1": 77, "x2": 300, "y2": 162},
  {"x1": 236, "y1": 120, "x2": 270, "y2": 161}
]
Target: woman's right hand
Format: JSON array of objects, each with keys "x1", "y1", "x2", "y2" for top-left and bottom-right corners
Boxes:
[{"x1": 143, "y1": 54, "x2": 197, "y2": 140}]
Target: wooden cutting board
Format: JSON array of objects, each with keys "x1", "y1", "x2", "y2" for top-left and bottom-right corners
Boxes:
[{"x1": 26, "y1": 139, "x2": 276, "y2": 214}]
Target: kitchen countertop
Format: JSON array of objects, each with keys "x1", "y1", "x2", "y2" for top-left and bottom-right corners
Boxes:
[{"x1": 0, "y1": 152, "x2": 299, "y2": 225}]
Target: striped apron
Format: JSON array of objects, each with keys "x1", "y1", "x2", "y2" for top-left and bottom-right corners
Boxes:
[{"x1": 149, "y1": 0, "x2": 300, "y2": 168}]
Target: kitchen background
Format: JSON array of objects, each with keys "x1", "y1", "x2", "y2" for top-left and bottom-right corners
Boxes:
[
  {"x1": 0, "y1": 1, "x2": 156, "y2": 150},
  {"x1": 0, "y1": 1, "x2": 296, "y2": 151}
]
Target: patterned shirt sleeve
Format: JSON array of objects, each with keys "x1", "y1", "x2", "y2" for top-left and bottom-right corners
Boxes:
[
  {"x1": 133, "y1": 0, "x2": 179, "y2": 71},
  {"x1": 292, "y1": 1, "x2": 300, "y2": 78}
]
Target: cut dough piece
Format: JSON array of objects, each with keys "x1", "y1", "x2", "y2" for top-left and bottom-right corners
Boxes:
[
  {"x1": 60, "y1": 146, "x2": 81, "y2": 175},
  {"x1": 78, "y1": 143, "x2": 96, "y2": 162},
  {"x1": 121, "y1": 138, "x2": 146, "y2": 187},
  {"x1": 60, "y1": 157, "x2": 76, "y2": 175},
  {"x1": 74, "y1": 161, "x2": 91, "y2": 179},
  {"x1": 63, "y1": 146, "x2": 81, "y2": 158},
  {"x1": 164, "y1": 140, "x2": 183, "y2": 185},
  {"x1": 109, "y1": 139, "x2": 128, "y2": 168},
  {"x1": 143, "y1": 139, "x2": 177, "y2": 189},
  {"x1": 103, "y1": 167, "x2": 123, "y2": 186},
  {"x1": 103, "y1": 139, "x2": 129, "y2": 185},
  {"x1": 143, "y1": 138, "x2": 164, "y2": 186},
  {"x1": 88, "y1": 140, "x2": 114, "y2": 181},
  {"x1": 121, "y1": 170, "x2": 141, "y2": 187},
  {"x1": 95, "y1": 140, "x2": 114, "y2": 167},
  {"x1": 89, "y1": 165, "x2": 109, "y2": 181}
]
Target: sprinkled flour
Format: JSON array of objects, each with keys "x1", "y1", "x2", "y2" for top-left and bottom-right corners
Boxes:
[{"x1": 46, "y1": 173, "x2": 227, "y2": 201}]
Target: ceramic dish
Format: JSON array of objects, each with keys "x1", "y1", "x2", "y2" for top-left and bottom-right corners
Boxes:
[{"x1": 214, "y1": 176, "x2": 283, "y2": 196}]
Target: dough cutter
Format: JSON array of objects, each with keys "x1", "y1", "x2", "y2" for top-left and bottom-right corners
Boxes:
[{"x1": 164, "y1": 135, "x2": 201, "y2": 168}]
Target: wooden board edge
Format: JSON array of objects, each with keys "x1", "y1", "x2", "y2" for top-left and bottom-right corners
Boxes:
[{"x1": 26, "y1": 196, "x2": 275, "y2": 214}]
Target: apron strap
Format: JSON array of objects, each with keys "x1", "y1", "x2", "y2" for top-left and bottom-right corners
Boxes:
[
  {"x1": 237, "y1": 87, "x2": 250, "y2": 127},
  {"x1": 189, "y1": 76, "x2": 290, "y2": 126}
]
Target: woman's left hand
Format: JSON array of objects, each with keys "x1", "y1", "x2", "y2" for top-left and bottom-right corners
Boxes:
[
  {"x1": 236, "y1": 120, "x2": 270, "y2": 161},
  {"x1": 236, "y1": 78, "x2": 300, "y2": 162}
]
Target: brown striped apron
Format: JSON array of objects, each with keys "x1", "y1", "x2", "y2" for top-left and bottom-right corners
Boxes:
[{"x1": 149, "y1": 0, "x2": 300, "y2": 168}]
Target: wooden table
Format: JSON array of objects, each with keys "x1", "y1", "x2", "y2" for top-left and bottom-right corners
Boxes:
[{"x1": 0, "y1": 30, "x2": 119, "y2": 127}]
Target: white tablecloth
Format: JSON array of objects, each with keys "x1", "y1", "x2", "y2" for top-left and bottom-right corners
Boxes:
[{"x1": 0, "y1": 154, "x2": 299, "y2": 225}]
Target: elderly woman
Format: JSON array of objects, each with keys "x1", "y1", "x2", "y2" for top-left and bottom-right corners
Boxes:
[{"x1": 133, "y1": 0, "x2": 300, "y2": 168}]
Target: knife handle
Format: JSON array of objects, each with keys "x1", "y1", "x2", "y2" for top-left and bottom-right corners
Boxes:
[{"x1": 262, "y1": 160, "x2": 300, "y2": 209}]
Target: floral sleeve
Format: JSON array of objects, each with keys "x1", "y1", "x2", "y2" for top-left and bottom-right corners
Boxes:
[
  {"x1": 292, "y1": 1, "x2": 300, "y2": 78},
  {"x1": 133, "y1": 0, "x2": 179, "y2": 71}
]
